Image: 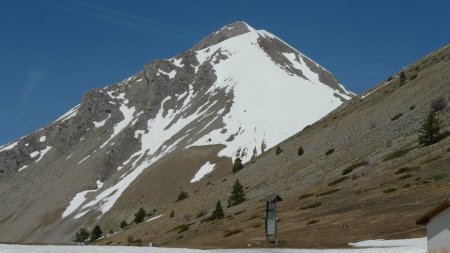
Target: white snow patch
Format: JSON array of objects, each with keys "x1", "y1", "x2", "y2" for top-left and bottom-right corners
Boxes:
[
  {"x1": 172, "y1": 58, "x2": 184, "y2": 68},
  {"x1": 99, "y1": 102, "x2": 136, "y2": 149},
  {"x1": 30, "y1": 151, "x2": 40, "y2": 158},
  {"x1": 93, "y1": 113, "x2": 111, "y2": 128},
  {"x1": 34, "y1": 146, "x2": 52, "y2": 163},
  {"x1": 145, "y1": 214, "x2": 163, "y2": 222},
  {"x1": 77, "y1": 87, "x2": 211, "y2": 216},
  {"x1": 55, "y1": 105, "x2": 79, "y2": 123},
  {"x1": 0, "y1": 141, "x2": 18, "y2": 152},
  {"x1": 190, "y1": 162, "x2": 215, "y2": 183},
  {"x1": 77, "y1": 155, "x2": 91, "y2": 165},
  {"x1": 157, "y1": 68, "x2": 177, "y2": 79},
  {"x1": 62, "y1": 180, "x2": 104, "y2": 218},
  {"x1": 0, "y1": 237, "x2": 427, "y2": 252},
  {"x1": 66, "y1": 152, "x2": 75, "y2": 160},
  {"x1": 18, "y1": 165, "x2": 28, "y2": 172},
  {"x1": 39, "y1": 136, "x2": 46, "y2": 142},
  {"x1": 191, "y1": 30, "x2": 348, "y2": 163}
]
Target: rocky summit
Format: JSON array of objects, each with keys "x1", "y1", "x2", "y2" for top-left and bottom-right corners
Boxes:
[{"x1": 0, "y1": 21, "x2": 353, "y2": 244}]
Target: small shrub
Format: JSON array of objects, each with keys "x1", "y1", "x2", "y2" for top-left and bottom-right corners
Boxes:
[
  {"x1": 120, "y1": 220, "x2": 128, "y2": 229},
  {"x1": 298, "y1": 193, "x2": 314, "y2": 200},
  {"x1": 301, "y1": 202, "x2": 322, "y2": 209},
  {"x1": 428, "y1": 174, "x2": 447, "y2": 181},
  {"x1": 383, "y1": 147, "x2": 415, "y2": 161},
  {"x1": 391, "y1": 113, "x2": 403, "y2": 121},
  {"x1": 409, "y1": 74, "x2": 418, "y2": 80},
  {"x1": 224, "y1": 229, "x2": 243, "y2": 238},
  {"x1": 247, "y1": 214, "x2": 259, "y2": 221},
  {"x1": 316, "y1": 189, "x2": 340, "y2": 197},
  {"x1": 395, "y1": 167, "x2": 420, "y2": 175},
  {"x1": 234, "y1": 210, "x2": 246, "y2": 216},
  {"x1": 399, "y1": 71, "x2": 406, "y2": 85},
  {"x1": 166, "y1": 223, "x2": 194, "y2": 234},
  {"x1": 431, "y1": 97, "x2": 447, "y2": 112},
  {"x1": 252, "y1": 223, "x2": 262, "y2": 228},
  {"x1": 298, "y1": 146, "x2": 304, "y2": 156},
  {"x1": 170, "y1": 210, "x2": 175, "y2": 218},
  {"x1": 398, "y1": 174, "x2": 413, "y2": 180},
  {"x1": 421, "y1": 156, "x2": 442, "y2": 164},
  {"x1": 196, "y1": 210, "x2": 207, "y2": 219},
  {"x1": 177, "y1": 191, "x2": 188, "y2": 201},
  {"x1": 328, "y1": 176, "x2": 349, "y2": 186},
  {"x1": 307, "y1": 219, "x2": 319, "y2": 225},
  {"x1": 342, "y1": 161, "x2": 366, "y2": 175},
  {"x1": 410, "y1": 105, "x2": 416, "y2": 110},
  {"x1": 383, "y1": 188, "x2": 397, "y2": 193},
  {"x1": 275, "y1": 146, "x2": 283, "y2": 155},
  {"x1": 325, "y1": 148, "x2": 335, "y2": 155},
  {"x1": 403, "y1": 184, "x2": 411, "y2": 188}
]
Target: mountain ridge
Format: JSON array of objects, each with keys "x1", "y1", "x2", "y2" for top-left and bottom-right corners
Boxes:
[{"x1": 0, "y1": 21, "x2": 352, "y2": 244}]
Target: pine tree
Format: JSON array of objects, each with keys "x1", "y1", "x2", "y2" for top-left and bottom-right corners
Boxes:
[
  {"x1": 90, "y1": 225, "x2": 103, "y2": 242},
  {"x1": 232, "y1": 157, "x2": 243, "y2": 173},
  {"x1": 177, "y1": 191, "x2": 188, "y2": 201},
  {"x1": 133, "y1": 208, "x2": 146, "y2": 224},
  {"x1": 120, "y1": 220, "x2": 128, "y2": 229},
  {"x1": 275, "y1": 145, "x2": 283, "y2": 155},
  {"x1": 228, "y1": 179, "x2": 246, "y2": 207},
  {"x1": 74, "y1": 227, "x2": 90, "y2": 243},
  {"x1": 211, "y1": 200, "x2": 224, "y2": 220},
  {"x1": 419, "y1": 111, "x2": 449, "y2": 146},
  {"x1": 298, "y1": 146, "x2": 304, "y2": 156}
]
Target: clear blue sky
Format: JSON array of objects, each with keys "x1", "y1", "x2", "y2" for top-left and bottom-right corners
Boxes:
[{"x1": 1, "y1": 0, "x2": 450, "y2": 145}]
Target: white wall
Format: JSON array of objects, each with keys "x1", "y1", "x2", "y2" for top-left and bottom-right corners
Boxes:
[{"x1": 427, "y1": 208, "x2": 450, "y2": 253}]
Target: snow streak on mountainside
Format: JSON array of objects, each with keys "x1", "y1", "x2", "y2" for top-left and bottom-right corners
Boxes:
[
  {"x1": 66, "y1": 22, "x2": 352, "y2": 219},
  {"x1": 0, "y1": 21, "x2": 352, "y2": 243}
]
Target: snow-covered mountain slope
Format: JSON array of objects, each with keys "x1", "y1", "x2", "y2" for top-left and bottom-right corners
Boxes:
[{"x1": 0, "y1": 21, "x2": 352, "y2": 243}]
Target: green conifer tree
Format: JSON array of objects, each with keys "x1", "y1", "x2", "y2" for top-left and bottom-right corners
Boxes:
[
  {"x1": 177, "y1": 191, "x2": 188, "y2": 201},
  {"x1": 120, "y1": 220, "x2": 127, "y2": 229},
  {"x1": 232, "y1": 157, "x2": 243, "y2": 173},
  {"x1": 228, "y1": 179, "x2": 246, "y2": 207},
  {"x1": 74, "y1": 227, "x2": 90, "y2": 243},
  {"x1": 90, "y1": 225, "x2": 103, "y2": 242},
  {"x1": 133, "y1": 208, "x2": 146, "y2": 224},
  {"x1": 211, "y1": 200, "x2": 224, "y2": 220},
  {"x1": 419, "y1": 111, "x2": 449, "y2": 146}
]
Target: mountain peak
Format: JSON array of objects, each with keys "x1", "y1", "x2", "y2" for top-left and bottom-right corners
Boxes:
[{"x1": 191, "y1": 21, "x2": 255, "y2": 51}]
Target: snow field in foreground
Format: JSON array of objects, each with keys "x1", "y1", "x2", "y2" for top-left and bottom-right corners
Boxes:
[{"x1": 0, "y1": 238, "x2": 426, "y2": 253}]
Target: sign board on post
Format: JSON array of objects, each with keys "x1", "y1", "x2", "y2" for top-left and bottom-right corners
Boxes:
[
  {"x1": 266, "y1": 202, "x2": 276, "y2": 235},
  {"x1": 264, "y1": 194, "x2": 282, "y2": 244}
]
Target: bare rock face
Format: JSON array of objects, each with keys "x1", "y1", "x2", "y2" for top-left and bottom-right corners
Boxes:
[
  {"x1": 191, "y1": 21, "x2": 254, "y2": 51},
  {"x1": 0, "y1": 21, "x2": 353, "y2": 244}
]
